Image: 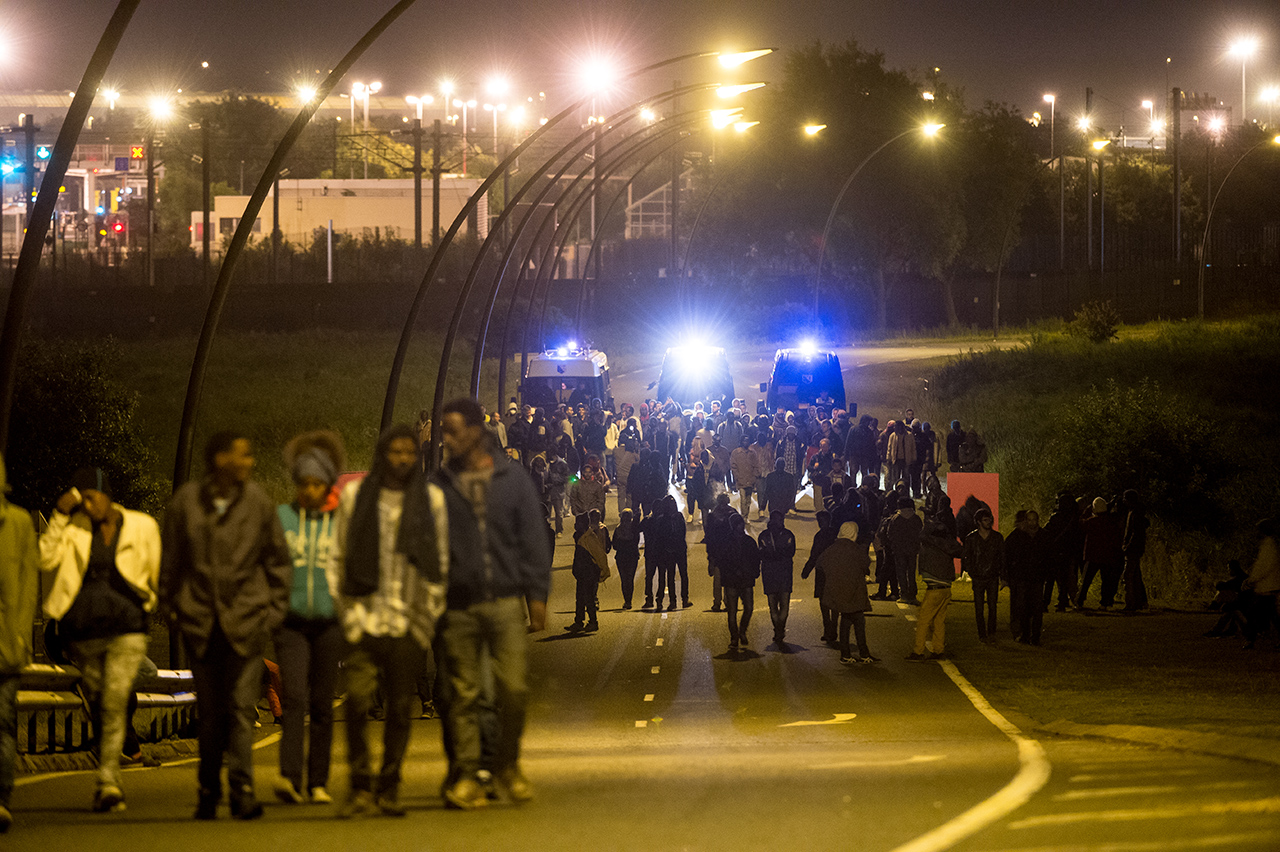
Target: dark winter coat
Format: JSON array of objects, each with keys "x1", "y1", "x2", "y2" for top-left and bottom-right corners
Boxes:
[
  {"x1": 719, "y1": 531, "x2": 761, "y2": 589},
  {"x1": 817, "y1": 531, "x2": 872, "y2": 614},
  {"x1": 757, "y1": 526, "x2": 797, "y2": 595},
  {"x1": 962, "y1": 528, "x2": 1006, "y2": 583}
]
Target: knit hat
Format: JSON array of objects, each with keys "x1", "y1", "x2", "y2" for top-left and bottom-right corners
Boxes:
[
  {"x1": 70, "y1": 467, "x2": 112, "y2": 497},
  {"x1": 1092, "y1": 497, "x2": 1108, "y2": 514},
  {"x1": 293, "y1": 447, "x2": 338, "y2": 487}
]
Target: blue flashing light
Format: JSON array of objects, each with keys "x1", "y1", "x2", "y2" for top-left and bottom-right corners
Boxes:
[
  {"x1": 0, "y1": 163, "x2": 13, "y2": 177},
  {"x1": 95, "y1": 205, "x2": 105, "y2": 215},
  {"x1": 566, "y1": 340, "x2": 578, "y2": 351},
  {"x1": 798, "y1": 338, "x2": 818, "y2": 357}
]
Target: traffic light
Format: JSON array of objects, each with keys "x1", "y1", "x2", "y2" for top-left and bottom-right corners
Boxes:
[{"x1": 35, "y1": 145, "x2": 51, "y2": 160}]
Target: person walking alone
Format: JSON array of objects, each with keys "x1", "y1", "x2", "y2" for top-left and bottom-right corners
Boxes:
[
  {"x1": 757, "y1": 511, "x2": 796, "y2": 647},
  {"x1": 962, "y1": 508, "x2": 1005, "y2": 643},
  {"x1": 816, "y1": 522, "x2": 877, "y2": 664},
  {"x1": 906, "y1": 515, "x2": 961, "y2": 660},
  {"x1": 41, "y1": 467, "x2": 161, "y2": 814}
]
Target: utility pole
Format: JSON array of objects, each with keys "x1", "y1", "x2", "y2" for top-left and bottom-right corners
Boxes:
[
  {"x1": 201, "y1": 118, "x2": 211, "y2": 289},
  {"x1": 271, "y1": 170, "x2": 282, "y2": 286},
  {"x1": 146, "y1": 125, "x2": 155, "y2": 288},
  {"x1": 412, "y1": 117, "x2": 423, "y2": 249},
  {"x1": 432, "y1": 119, "x2": 442, "y2": 245},
  {"x1": 1171, "y1": 87, "x2": 1182, "y2": 265},
  {"x1": 21, "y1": 115, "x2": 36, "y2": 224},
  {"x1": 1085, "y1": 87, "x2": 1094, "y2": 271}
]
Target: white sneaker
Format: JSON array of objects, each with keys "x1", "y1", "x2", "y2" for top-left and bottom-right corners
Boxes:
[
  {"x1": 309, "y1": 786, "x2": 332, "y2": 804},
  {"x1": 273, "y1": 777, "x2": 305, "y2": 804}
]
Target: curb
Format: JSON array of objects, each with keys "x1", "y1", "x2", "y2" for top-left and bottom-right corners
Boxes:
[{"x1": 1038, "y1": 720, "x2": 1280, "y2": 768}]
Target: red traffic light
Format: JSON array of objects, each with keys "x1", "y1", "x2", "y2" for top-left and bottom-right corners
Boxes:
[{"x1": 112, "y1": 222, "x2": 124, "y2": 233}]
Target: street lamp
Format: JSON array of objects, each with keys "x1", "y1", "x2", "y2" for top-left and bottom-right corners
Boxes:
[
  {"x1": 405, "y1": 93, "x2": 434, "y2": 121},
  {"x1": 813, "y1": 123, "x2": 945, "y2": 324},
  {"x1": 804, "y1": 124, "x2": 827, "y2": 136},
  {"x1": 1230, "y1": 38, "x2": 1258, "y2": 124},
  {"x1": 1262, "y1": 86, "x2": 1279, "y2": 127},
  {"x1": 452, "y1": 97, "x2": 477, "y2": 175},
  {"x1": 1044, "y1": 94, "x2": 1064, "y2": 269},
  {"x1": 145, "y1": 96, "x2": 172, "y2": 288},
  {"x1": 483, "y1": 102, "x2": 506, "y2": 153}
]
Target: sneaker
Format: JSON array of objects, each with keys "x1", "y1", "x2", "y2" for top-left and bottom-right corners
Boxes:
[
  {"x1": 120, "y1": 751, "x2": 162, "y2": 768},
  {"x1": 643, "y1": 598, "x2": 654, "y2": 609},
  {"x1": 839, "y1": 655, "x2": 856, "y2": 664},
  {"x1": 0, "y1": 804, "x2": 10, "y2": 833},
  {"x1": 739, "y1": 636, "x2": 749, "y2": 648},
  {"x1": 476, "y1": 769, "x2": 499, "y2": 801},
  {"x1": 682, "y1": 600, "x2": 693, "y2": 608},
  {"x1": 496, "y1": 766, "x2": 534, "y2": 803},
  {"x1": 905, "y1": 652, "x2": 928, "y2": 662},
  {"x1": 444, "y1": 777, "x2": 489, "y2": 811},
  {"x1": 338, "y1": 790, "x2": 376, "y2": 819},
  {"x1": 564, "y1": 622, "x2": 584, "y2": 632},
  {"x1": 308, "y1": 787, "x2": 332, "y2": 804},
  {"x1": 274, "y1": 777, "x2": 305, "y2": 804},
  {"x1": 93, "y1": 785, "x2": 126, "y2": 813},
  {"x1": 859, "y1": 655, "x2": 881, "y2": 664},
  {"x1": 710, "y1": 605, "x2": 722, "y2": 612},
  {"x1": 230, "y1": 789, "x2": 264, "y2": 821},
  {"x1": 194, "y1": 788, "x2": 219, "y2": 820}
]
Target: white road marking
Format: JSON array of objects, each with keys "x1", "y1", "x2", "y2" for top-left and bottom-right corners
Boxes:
[
  {"x1": 888, "y1": 661, "x2": 1051, "y2": 852},
  {"x1": 1069, "y1": 769, "x2": 1201, "y2": 783},
  {"x1": 812, "y1": 755, "x2": 945, "y2": 769},
  {"x1": 973, "y1": 831, "x2": 1280, "y2": 852},
  {"x1": 651, "y1": 666, "x2": 660, "y2": 674},
  {"x1": 779, "y1": 713, "x2": 857, "y2": 727},
  {"x1": 655, "y1": 638, "x2": 664, "y2": 646},
  {"x1": 634, "y1": 720, "x2": 648, "y2": 728},
  {"x1": 644, "y1": 694, "x2": 655, "y2": 702},
  {"x1": 1053, "y1": 785, "x2": 1181, "y2": 801},
  {"x1": 1008, "y1": 797, "x2": 1280, "y2": 828}
]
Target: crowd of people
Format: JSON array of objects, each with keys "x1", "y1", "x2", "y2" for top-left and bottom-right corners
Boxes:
[
  {"x1": 0, "y1": 397, "x2": 551, "y2": 833},
  {"x1": 2, "y1": 391, "x2": 1278, "y2": 835}
]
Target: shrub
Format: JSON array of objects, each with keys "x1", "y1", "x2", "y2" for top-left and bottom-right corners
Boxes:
[
  {"x1": 7, "y1": 342, "x2": 167, "y2": 516},
  {"x1": 1065, "y1": 300, "x2": 1121, "y2": 343}
]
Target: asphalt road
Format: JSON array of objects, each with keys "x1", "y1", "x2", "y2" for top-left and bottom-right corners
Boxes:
[
  {"x1": 608, "y1": 342, "x2": 996, "y2": 415},
  {"x1": 10, "y1": 510, "x2": 1279, "y2": 851}
]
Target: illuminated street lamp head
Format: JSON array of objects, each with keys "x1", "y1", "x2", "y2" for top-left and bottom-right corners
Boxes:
[
  {"x1": 1043, "y1": 93, "x2": 1055, "y2": 104},
  {"x1": 733, "y1": 120, "x2": 759, "y2": 132},
  {"x1": 440, "y1": 80, "x2": 454, "y2": 97},
  {"x1": 804, "y1": 124, "x2": 827, "y2": 136},
  {"x1": 297, "y1": 85, "x2": 317, "y2": 104},
  {"x1": 486, "y1": 77, "x2": 510, "y2": 97},
  {"x1": 1150, "y1": 119, "x2": 1166, "y2": 135},
  {"x1": 369, "y1": 81, "x2": 382, "y2": 94},
  {"x1": 1092, "y1": 139, "x2": 1111, "y2": 150},
  {"x1": 716, "y1": 82, "x2": 766, "y2": 98},
  {"x1": 1230, "y1": 37, "x2": 1259, "y2": 58},
  {"x1": 148, "y1": 96, "x2": 173, "y2": 121},
  {"x1": 718, "y1": 49, "x2": 773, "y2": 68},
  {"x1": 580, "y1": 56, "x2": 620, "y2": 94},
  {"x1": 922, "y1": 122, "x2": 945, "y2": 137},
  {"x1": 640, "y1": 107, "x2": 657, "y2": 122},
  {"x1": 1141, "y1": 99, "x2": 1153, "y2": 111},
  {"x1": 1208, "y1": 116, "x2": 1225, "y2": 134},
  {"x1": 710, "y1": 108, "x2": 744, "y2": 129},
  {"x1": 921, "y1": 92, "x2": 935, "y2": 101},
  {"x1": 1076, "y1": 116, "x2": 1091, "y2": 131}
]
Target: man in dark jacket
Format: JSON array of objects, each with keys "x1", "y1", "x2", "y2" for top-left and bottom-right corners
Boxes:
[
  {"x1": 1004, "y1": 510, "x2": 1048, "y2": 644},
  {"x1": 1041, "y1": 491, "x2": 1081, "y2": 612},
  {"x1": 962, "y1": 508, "x2": 1005, "y2": 642},
  {"x1": 887, "y1": 500, "x2": 924, "y2": 606},
  {"x1": 161, "y1": 432, "x2": 291, "y2": 820},
  {"x1": 704, "y1": 494, "x2": 736, "y2": 612},
  {"x1": 844, "y1": 415, "x2": 877, "y2": 488},
  {"x1": 435, "y1": 399, "x2": 552, "y2": 810},
  {"x1": 758, "y1": 511, "x2": 797, "y2": 646},
  {"x1": 720, "y1": 513, "x2": 760, "y2": 651},
  {"x1": 801, "y1": 510, "x2": 839, "y2": 643},
  {"x1": 945, "y1": 421, "x2": 966, "y2": 473},
  {"x1": 1076, "y1": 497, "x2": 1124, "y2": 610},
  {"x1": 762, "y1": 458, "x2": 797, "y2": 517}
]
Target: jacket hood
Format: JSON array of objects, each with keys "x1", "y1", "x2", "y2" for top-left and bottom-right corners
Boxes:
[{"x1": 837, "y1": 521, "x2": 859, "y2": 540}]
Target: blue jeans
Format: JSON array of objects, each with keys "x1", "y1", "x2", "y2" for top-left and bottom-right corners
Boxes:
[
  {"x1": 439, "y1": 596, "x2": 530, "y2": 778},
  {"x1": 0, "y1": 674, "x2": 17, "y2": 808}
]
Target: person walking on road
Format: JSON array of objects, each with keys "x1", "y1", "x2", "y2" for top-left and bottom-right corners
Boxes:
[
  {"x1": 435, "y1": 398, "x2": 551, "y2": 810},
  {"x1": 729, "y1": 435, "x2": 758, "y2": 518},
  {"x1": 41, "y1": 467, "x2": 161, "y2": 814},
  {"x1": 801, "y1": 510, "x2": 839, "y2": 644},
  {"x1": 886, "y1": 498, "x2": 924, "y2": 606},
  {"x1": 704, "y1": 493, "x2": 736, "y2": 612},
  {"x1": 272, "y1": 432, "x2": 346, "y2": 806},
  {"x1": 907, "y1": 516, "x2": 961, "y2": 661},
  {"x1": 758, "y1": 511, "x2": 797, "y2": 647},
  {"x1": 567, "y1": 511, "x2": 609, "y2": 633},
  {"x1": 161, "y1": 432, "x2": 292, "y2": 821},
  {"x1": 0, "y1": 454, "x2": 40, "y2": 834},
  {"x1": 720, "y1": 513, "x2": 760, "y2": 651},
  {"x1": 816, "y1": 522, "x2": 877, "y2": 664},
  {"x1": 612, "y1": 508, "x2": 641, "y2": 610},
  {"x1": 329, "y1": 425, "x2": 446, "y2": 818},
  {"x1": 962, "y1": 508, "x2": 1005, "y2": 643}
]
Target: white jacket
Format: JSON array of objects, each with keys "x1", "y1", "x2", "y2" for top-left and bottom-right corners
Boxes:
[{"x1": 40, "y1": 505, "x2": 161, "y2": 619}]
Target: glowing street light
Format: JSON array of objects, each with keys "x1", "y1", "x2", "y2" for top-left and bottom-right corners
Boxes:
[
  {"x1": 804, "y1": 124, "x2": 827, "y2": 136},
  {"x1": 103, "y1": 88, "x2": 120, "y2": 110},
  {"x1": 716, "y1": 82, "x2": 766, "y2": 98},
  {"x1": 1076, "y1": 115, "x2": 1091, "y2": 132},
  {"x1": 1141, "y1": 98, "x2": 1154, "y2": 121},
  {"x1": 733, "y1": 120, "x2": 759, "y2": 132},
  {"x1": 405, "y1": 93, "x2": 434, "y2": 121},
  {"x1": 1230, "y1": 37, "x2": 1259, "y2": 124},
  {"x1": 296, "y1": 84, "x2": 317, "y2": 105},
  {"x1": 922, "y1": 122, "x2": 944, "y2": 137},
  {"x1": 483, "y1": 101, "x2": 507, "y2": 152},
  {"x1": 718, "y1": 49, "x2": 773, "y2": 67},
  {"x1": 640, "y1": 107, "x2": 657, "y2": 123}
]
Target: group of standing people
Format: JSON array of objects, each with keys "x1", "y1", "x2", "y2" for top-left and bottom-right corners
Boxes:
[{"x1": 0, "y1": 396, "x2": 551, "y2": 834}]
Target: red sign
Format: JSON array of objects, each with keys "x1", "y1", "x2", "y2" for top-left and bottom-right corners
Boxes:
[{"x1": 129, "y1": 145, "x2": 145, "y2": 160}]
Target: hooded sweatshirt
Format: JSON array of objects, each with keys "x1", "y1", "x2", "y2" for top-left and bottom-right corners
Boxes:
[
  {"x1": 0, "y1": 455, "x2": 39, "y2": 674},
  {"x1": 277, "y1": 503, "x2": 337, "y2": 620}
]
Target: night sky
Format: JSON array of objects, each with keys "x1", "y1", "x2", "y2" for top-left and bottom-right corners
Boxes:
[{"x1": 4, "y1": 1, "x2": 1280, "y2": 131}]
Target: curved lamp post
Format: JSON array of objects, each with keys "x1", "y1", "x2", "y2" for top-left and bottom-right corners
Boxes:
[
  {"x1": 172, "y1": 0, "x2": 419, "y2": 486},
  {"x1": 812, "y1": 122, "x2": 944, "y2": 326},
  {"x1": 1196, "y1": 133, "x2": 1280, "y2": 319},
  {"x1": 0, "y1": 0, "x2": 140, "y2": 451}
]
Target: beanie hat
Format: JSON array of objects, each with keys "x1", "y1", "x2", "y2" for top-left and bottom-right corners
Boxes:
[
  {"x1": 70, "y1": 467, "x2": 112, "y2": 497},
  {"x1": 293, "y1": 447, "x2": 338, "y2": 487}
]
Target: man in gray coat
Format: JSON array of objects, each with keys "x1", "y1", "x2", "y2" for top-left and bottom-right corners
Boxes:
[{"x1": 161, "y1": 432, "x2": 291, "y2": 821}]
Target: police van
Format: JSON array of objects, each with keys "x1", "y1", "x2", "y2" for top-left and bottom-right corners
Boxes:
[
  {"x1": 652, "y1": 344, "x2": 735, "y2": 411},
  {"x1": 520, "y1": 345, "x2": 614, "y2": 411},
  {"x1": 758, "y1": 347, "x2": 850, "y2": 415}
]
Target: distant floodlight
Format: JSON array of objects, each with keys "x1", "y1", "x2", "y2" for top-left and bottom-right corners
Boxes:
[
  {"x1": 1092, "y1": 139, "x2": 1111, "y2": 150},
  {"x1": 922, "y1": 122, "x2": 945, "y2": 136},
  {"x1": 804, "y1": 124, "x2": 827, "y2": 136},
  {"x1": 798, "y1": 338, "x2": 818, "y2": 357},
  {"x1": 733, "y1": 120, "x2": 759, "y2": 132},
  {"x1": 710, "y1": 108, "x2": 743, "y2": 129},
  {"x1": 297, "y1": 85, "x2": 317, "y2": 104},
  {"x1": 148, "y1": 96, "x2": 173, "y2": 121},
  {"x1": 1076, "y1": 116, "x2": 1091, "y2": 131}
]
